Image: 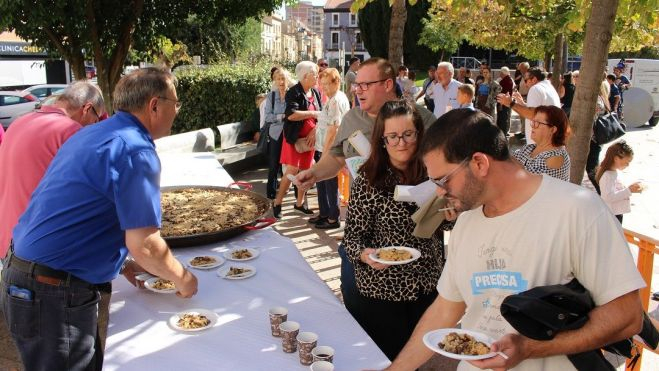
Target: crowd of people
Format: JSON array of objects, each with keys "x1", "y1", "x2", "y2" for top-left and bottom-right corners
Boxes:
[{"x1": 0, "y1": 54, "x2": 653, "y2": 371}]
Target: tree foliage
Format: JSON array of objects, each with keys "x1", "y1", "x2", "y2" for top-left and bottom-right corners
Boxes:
[
  {"x1": 0, "y1": 0, "x2": 284, "y2": 112},
  {"x1": 357, "y1": 0, "x2": 439, "y2": 69}
]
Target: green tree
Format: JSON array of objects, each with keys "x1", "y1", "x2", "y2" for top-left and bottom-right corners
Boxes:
[
  {"x1": 357, "y1": 0, "x2": 438, "y2": 69},
  {"x1": 0, "y1": 0, "x2": 285, "y2": 112},
  {"x1": 418, "y1": 18, "x2": 463, "y2": 61}
]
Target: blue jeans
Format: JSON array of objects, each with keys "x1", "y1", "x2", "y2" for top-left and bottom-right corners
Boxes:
[
  {"x1": 1, "y1": 265, "x2": 102, "y2": 371},
  {"x1": 314, "y1": 151, "x2": 340, "y2": 220},
  {"x1": 338, "y1": 243, "x2": 360, "y2": 318}
]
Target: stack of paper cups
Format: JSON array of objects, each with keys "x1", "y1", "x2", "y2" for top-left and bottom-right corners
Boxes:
[{"x1": 348, "y1": 130, "x2": 371, "y2": 158}]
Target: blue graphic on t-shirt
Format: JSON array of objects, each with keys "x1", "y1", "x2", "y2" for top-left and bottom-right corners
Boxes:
[{"x1": 470, "y1": 271, "x2": 528, "y2": 295}]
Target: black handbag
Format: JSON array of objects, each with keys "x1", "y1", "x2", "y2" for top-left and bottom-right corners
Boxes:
[
  {"x1": 593, "y1": 110, "x2": 626, "y2": 145},
  {"x1": 257, "y1": 92, "x2": 276, "y2": 155}
]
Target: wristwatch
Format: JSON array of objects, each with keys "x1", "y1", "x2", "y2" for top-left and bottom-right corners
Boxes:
[{"x1": 510, "y1": 98, "x2": 516, "y2": 108}]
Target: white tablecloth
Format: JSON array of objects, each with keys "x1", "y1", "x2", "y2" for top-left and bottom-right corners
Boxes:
[
  {"x1": 158, "y1": 152, "x2": 234, "y2": 188},
  {"x1": 104, "y1": 153, "x2": 391, "y2": 370}
]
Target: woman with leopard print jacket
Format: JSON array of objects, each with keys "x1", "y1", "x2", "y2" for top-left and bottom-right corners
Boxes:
[{"x1": 343, "y1": 100, "x2": 455, "y2": 361}]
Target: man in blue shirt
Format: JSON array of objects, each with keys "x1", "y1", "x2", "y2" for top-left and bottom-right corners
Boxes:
[
  {"x1": 613, "y1": 66, "x2": 631, "y2": 120},
  {"x1": 1, "y1": 68, "x2": 198, "y2": 371}
]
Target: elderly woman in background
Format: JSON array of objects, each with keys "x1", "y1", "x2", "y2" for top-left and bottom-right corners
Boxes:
[
  {"x1": 343, "y1": 100, "x2": 454, "y2": 361},
  {"x1": 263, "y1": 67, "x2": 295, "y2": 200},
  {"x1": 475, "y1": 65, "x2": 501, "y2": 118},
  {"x1": 513, "y1": 105, "x2": 571, "y2": 181},
  {"x1": 273, "y1": 61, "x2": 321, "y2": 218},
  {"x1": 496, "y1": 66, "x2": 515, "y2": 135},
  {"x1": 309, "y1": 68, "x2": 350, "y2": 229}
]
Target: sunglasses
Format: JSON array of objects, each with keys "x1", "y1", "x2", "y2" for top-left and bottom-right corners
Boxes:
[{"x1": 319, "y1": 63, "x2": 328, "y2": 67}]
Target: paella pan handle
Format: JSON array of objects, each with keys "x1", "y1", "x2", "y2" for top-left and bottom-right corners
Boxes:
[
  {"x1": 244, "y1": 218, "x2": 277, "y2": 230},
  {"x1": 228, "y1": 181, "x2": 253, "y2": 191}
]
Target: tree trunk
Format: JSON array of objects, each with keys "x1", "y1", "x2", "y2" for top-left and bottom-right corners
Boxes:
[
  {"x1": 551, "y1": 33, "x2": 564, "y2": 90},
  {"x1": 388, "y1": 0, "x2": 407, "y2": 71},
  {"x1": 566, "y1": 0, "x2": 619, "y2": 184},
  {"x1": 543, "y1": 51, "x2": 552, "y2": 73}
]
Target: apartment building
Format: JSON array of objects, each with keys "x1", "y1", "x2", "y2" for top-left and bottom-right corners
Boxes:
[{"x1": 323, "y1": 0, "x2": 369, "y2": 69}]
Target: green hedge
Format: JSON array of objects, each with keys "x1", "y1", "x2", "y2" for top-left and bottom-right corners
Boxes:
[{"x1": 172, "y1": 62, "x2": 272, "y2": 135}]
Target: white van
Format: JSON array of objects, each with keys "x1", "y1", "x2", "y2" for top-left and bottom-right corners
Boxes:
[{"x1": 607, "y1": 58, "x2": 659, "y2": 126}]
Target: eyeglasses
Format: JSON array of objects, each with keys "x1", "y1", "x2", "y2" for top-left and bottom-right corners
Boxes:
[
  {"x1": 351, "y1": 78, "x2": 388, "y2": 91},
  {"x1": 530, "y1": 120, "x2": 552, "y2": 129},
  {"x1": 429, "y1": 158, "x2": 470, "y2": 190},
  {"x1": 319, "y1": 63, "x2": 328, "y2": 67},
  {"x1": 158, "y1": 96, "x2": 182, "y2": 110},
  {"x1": 382, "y1": 130, "x2": 418, "y2": 146},
  {"x1": 90, "y1": 105, "x2": 101, "y2": 122}
]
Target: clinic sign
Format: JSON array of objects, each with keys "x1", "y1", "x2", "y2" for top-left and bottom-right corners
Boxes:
[{"x1": 0, "y1": 41, "x2": 47, "y2": 56}]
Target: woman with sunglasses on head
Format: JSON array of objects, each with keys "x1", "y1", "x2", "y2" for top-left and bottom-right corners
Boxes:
[
  {"x1": 512, "y1": 105, "x2": 571, "y2": 181},
  {"x1": 342, "y1": 100, "x2": 455, "y2": 361}
]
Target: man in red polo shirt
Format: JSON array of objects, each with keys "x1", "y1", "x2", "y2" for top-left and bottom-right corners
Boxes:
[{"x1": 0, "y1": 81, "x2": 106, "y2": 259}]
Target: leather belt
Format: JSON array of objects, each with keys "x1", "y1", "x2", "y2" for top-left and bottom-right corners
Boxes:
[{"x1": 7, "y1": 253, "x2": 92, "y2": 287}]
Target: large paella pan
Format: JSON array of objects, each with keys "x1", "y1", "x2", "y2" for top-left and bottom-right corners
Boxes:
[{"x1": 160, "y1": 184, "x2": 274, "y2": 248}]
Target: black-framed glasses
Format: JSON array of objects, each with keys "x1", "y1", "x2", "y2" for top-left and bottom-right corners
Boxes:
[
  {"x1": 530, "y1": 120, "x2": 552, "y2": 129},
  {"x1": 158, "y1": 96, "x2": 182, "y2": 110},
  {"x1": 382, "y1": 130, "x2": 418, "y2": 146},
  {"x1": 351, "y1": 78, "x2": 388, "y2": 91},
  {"x1": 90, "y1": 105, "x2": 101, "y2": 122},
  {"x1": 429, "y1": 158, "x2": 470, "y2": 190}
]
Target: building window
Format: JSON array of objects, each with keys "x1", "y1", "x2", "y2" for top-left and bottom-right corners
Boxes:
[
  {"x1": 331, "y1": 31, "x2": 339, "y2": 49},
  {"x1": 349, "y1": 14, "x2": 357, "y2": 27},
  {"x1": 355, "y1": 31, "x2": 362, "y2": 46},
  {"x1": 332, "y1": 13, "x2": 339, "y2": 27}
]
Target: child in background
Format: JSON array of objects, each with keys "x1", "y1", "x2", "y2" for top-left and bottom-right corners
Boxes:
[
  {"x1": 596, "y1": 140, "x2": 644, "y2": 223},
  {"x1": 457, "y1": 84, "x2": 475, "y2": 110},
  {"x1": 250, "y1": 93, "x2": 267, "y2": 142}
]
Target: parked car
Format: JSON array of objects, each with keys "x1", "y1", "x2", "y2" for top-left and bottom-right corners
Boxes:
[
  {"x1": 22, "y1": 84, "x2": 68, "y2": 100},
  {"x1": 0, "y1": 91, "x2": 39, "y2": 129},
  {"x1": 35, "y1": 91, "x2": 63, "y2": 109}
]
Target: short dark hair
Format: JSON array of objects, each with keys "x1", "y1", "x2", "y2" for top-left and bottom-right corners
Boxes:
[
  {"x1": 534, "y1": 105, "x2": 571, "y2": 146},
  {"x1": 361, "y1": 100, "x2": 426, "y2": 190},
  {"x1": 349, "y1": 57, "x2": 360, "y2": 65},
  {"x1": 420, "y1": 109, "x2": 510, "y2": 163},
  {"x1": 606, "y1": 74, "x2": 616, "y2": 81},
  {"x1": 527, "y1": 67, "x2": 546, "y2": 81},
  {"x1": 361, "y1": 57, "x2": 396, "y2": 81},
  {"x1": 113, "y1": 67, "x2": 176, "y2": 113},
  {"x1": 562, "y1": 72, "x2": 573, "y2": 86}
]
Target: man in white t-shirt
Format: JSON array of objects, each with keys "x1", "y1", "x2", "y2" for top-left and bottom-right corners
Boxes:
[
  {"x1": 497, "y1": 67, "x2": 560, "y2": 144},
  {"x1": 385, "y1": 110, "x2": 645, "y2": 371},
  {"x1": 432, "y1": 61, "x2": 462, "y2": 118}
]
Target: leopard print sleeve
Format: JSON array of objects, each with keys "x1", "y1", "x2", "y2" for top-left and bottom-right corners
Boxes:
[{"x1": 343, "y1": 172, "x2": 376, "y2": 265}]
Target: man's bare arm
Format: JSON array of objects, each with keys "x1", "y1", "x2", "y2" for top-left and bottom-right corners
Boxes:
[
  {"x1": 386, "y1": 296, "x2": 467, "y2": 371},
  {"x1": 296, "y1": 152, "x2": 346, "y2": 190},
  {"x1": 471, "y1": 290, "x2": 643, "y2": 370},
  {"x1": 125, "y1": 227, "x2": 197, "y2": 298}
]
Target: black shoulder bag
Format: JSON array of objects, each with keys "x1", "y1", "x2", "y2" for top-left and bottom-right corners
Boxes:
[{"x1": 257, "y1": 91, "x2": 275, "y2": 155}]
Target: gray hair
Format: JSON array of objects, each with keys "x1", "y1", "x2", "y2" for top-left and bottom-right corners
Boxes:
[
  {"x1": 500, "y1": 66, "x2": 510, "y2": 76},
  {"x1": 113, "y1": 67, "x2": 177, "y2": 113},
  {"x1": 57, "y1": 81, "x2": 104, "y2": 110},
  {"x1": 519, "y1": 62, "x2": 530, "y2": 70},
  {"x1": 295, "y1": 61, "x2": 318, "y2": 81},
  {"x1": 271, "y1": 67, "x2": 296, "y2": 91},
  {"x1": 437, "y1": 62, "x2": 454, "y2": 76}
]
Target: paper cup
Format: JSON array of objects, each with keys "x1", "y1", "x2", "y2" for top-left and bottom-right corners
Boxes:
[
  {"x1": 309, "y1": 360, "x2": 334, "y2": 371},
  {"x1": 311, "y1": 345, "x2": 334, "y2": 363},
  {"x1": 297, "y1": 331, "x2": 318, "y2": 365},
  {"x1": 279, "y1": 321, "x2": 300, "y2": 353},
  {"x1": 268, "y1": 307, "x2": 288, "y2": 337}
]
